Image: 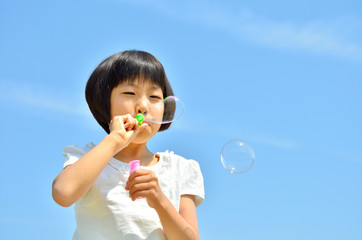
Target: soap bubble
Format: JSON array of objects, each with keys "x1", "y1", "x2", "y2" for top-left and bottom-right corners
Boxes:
[
  {"x1": 146, "y1": 96, "x2": 185, "y2": 124},
  {"x1": 221, "y1": 140, "x2": 255, "y2": 174}
]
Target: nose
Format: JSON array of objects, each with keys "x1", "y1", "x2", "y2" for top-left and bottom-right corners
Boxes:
[
  {"x1": 135, "y1": 97, "x2": 149, "y2": 115},
  {"x1": 137, "y1": 109, "x2": 147, "y2": 115}
]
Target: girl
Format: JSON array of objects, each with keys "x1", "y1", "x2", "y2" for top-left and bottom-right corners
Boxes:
[{"x1": 52, "y1": 50, "x2": 204, "y2": 240}]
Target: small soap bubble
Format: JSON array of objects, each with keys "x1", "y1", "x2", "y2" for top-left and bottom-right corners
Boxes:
[{"x1": 221, "y1": 140, "x2": 255, "y2": 174}]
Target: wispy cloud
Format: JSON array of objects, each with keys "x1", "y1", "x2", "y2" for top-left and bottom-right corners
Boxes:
[
  {"x1": 120, "y1": 0, "x2": 362, "y2": 62},
  {"x1": 0, "y1": 80, "x2": 89, "y2": 116},
  {"x1": 248, "y1": 134, "x2": 298, "y2": 150}
]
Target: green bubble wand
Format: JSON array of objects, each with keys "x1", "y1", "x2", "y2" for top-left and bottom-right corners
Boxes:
[{"x1": 136, "y1": 113, "x2": 145, "y2": 125}]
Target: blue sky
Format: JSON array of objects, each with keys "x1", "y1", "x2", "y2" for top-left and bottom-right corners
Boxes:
[{"x1": 1, "y1": 0, "x2": 361, "y2": 239}]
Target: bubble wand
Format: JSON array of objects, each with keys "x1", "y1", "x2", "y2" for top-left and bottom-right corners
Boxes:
[{"x1": 136, "y1": 113, "x2": 145, "y2": 126}]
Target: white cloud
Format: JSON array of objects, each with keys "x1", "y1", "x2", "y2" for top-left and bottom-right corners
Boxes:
[
  {"x1": 0, "y1": 80, "x2": 89, "y2": 116},
  {"x1": 119, "y1": 0, "x2": 362, "y2": 62},
  {"x1": 237, "y1": 17, "x2": 362, "y2": 61}
]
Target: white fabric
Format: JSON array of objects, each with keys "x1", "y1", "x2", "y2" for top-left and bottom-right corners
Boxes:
[{"x1": 62, "y1": 142, "x2": 205, "y2": 240}]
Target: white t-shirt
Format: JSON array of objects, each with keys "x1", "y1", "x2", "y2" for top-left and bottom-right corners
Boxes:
[{"x1": 62, "y1": 142, "x2": 205, "y2": 240}]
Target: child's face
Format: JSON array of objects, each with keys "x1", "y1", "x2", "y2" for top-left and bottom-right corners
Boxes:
[{"x1": 110, "y1": 79, "x2": 164, "y2": 144}]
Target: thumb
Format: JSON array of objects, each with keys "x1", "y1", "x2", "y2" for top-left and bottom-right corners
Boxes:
[{"x1": 135, "y1": 122, "x2": 149, "y2": 133}]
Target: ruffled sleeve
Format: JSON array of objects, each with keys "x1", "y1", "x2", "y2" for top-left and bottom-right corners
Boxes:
[
  {"x1": 180, "y1": 159, "x2": 205, "y2": 207},
  {"x1": 62, "y1": 144, "x2": 89, "y2": 169}
]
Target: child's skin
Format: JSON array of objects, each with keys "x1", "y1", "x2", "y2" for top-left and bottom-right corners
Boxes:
[{"x1": 52, "y1": 79, "x2": 199, "y2": 240}]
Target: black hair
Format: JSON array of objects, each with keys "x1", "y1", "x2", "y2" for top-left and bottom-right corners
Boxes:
[{"x1": 85, "y1": 50, "x2": 174, "y2": 134}]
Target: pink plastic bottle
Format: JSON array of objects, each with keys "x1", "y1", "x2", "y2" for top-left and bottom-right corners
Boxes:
[
  {"x1": 129, "y1": 160, "x2": 140, "y2": 174},
  {"x1": 129, "y1": 160, "x2": 142, "y2": 199}
]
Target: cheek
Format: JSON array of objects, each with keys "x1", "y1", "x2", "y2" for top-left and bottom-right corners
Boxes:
[
  {"x1": 152, "y1": 123, "x2": 161, "y2": 133},
  {"x1": 110, "y1": 101, "x2": 133, "y2": 119},
  {"x1": 157, "y1": 104, "x2": 165, "y2": 117},
  {"x1": 149, "y1": 104, "x2": 164, "y2": 121},
  {"x1": 158, "y1": 107, "x2": 165, "y2": 121}
]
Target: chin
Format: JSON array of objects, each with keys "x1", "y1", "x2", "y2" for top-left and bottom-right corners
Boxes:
[{"x1": 132, "y1": 135, "x2": 151, "y2": 144}]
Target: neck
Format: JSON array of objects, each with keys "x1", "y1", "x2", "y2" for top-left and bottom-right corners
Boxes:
[{"x1": 113, "y1": 143, "x2": 156, "y2": 166}]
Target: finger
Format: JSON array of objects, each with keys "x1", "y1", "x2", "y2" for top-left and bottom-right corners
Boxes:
[
  {"x1": 111, "y1": 114, "x2": 138, "y2": 132},
  {"x1": 125, "y1": 171, "x2": 141, "y2": 190},
  {"x1": 133, "y1": 122, "x2": 149, "y2": 133},
  {"x1": 127, "y1": 115, "x2": 145, "y2": 131},
  {"x1": 128, "y1": 182, "x2": 155, "y2": 198},
  {"x1": 122, "y1": 115, "x2": 134, "y2": 128},
  {"x1": 124, "y1": 122, "x2": 133, "y2": 131},
  {"x1": 130, "y1": 189, "x2": 150, "y2": 201},
  {"x1": 109, "y1": 116, "x2": 126, "y2": 132},
  {"x1": 124, "y1": 114, "x2": 134, "y2": 124},
  {"x1": 126, "y1": 170, "x2": 155, "y2": 190},
  {"x1": 127, "y1": 172, "x2": 153, "y2": 188},
  {"x1": 127, "y1": 169, "x2": 150, "y2": 182}
]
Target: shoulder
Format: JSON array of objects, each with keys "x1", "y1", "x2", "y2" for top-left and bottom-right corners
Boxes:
[
  {"x1": 62, "y1": 142, "x2": 95, "y2": 157},
  {"x1": 62, "y1": 142, "x2": 95, "y2": 168},
  {"x1": 158, "y1": 150, "x2": 199, "y2": 166},
  {"x1": 157, "y1": 150, "x2": 202, "y2": 174},
  {"x1": 157, "y1": 151, "x2": 205, "y2": 206}
]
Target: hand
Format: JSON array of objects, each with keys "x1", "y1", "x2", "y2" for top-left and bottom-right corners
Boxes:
[
  {"x1": 125, "y1": 169, "x2": 166, "y2": 209},
  {"x1": 109, "y1": 114, "x2": 148, "y2": 152}
]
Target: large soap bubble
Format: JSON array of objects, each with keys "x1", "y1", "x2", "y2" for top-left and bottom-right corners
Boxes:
[{"x1": 137, "y1": 96, "x2": 185, "y2": 125}]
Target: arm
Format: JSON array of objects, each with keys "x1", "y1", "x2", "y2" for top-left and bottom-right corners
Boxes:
[
  {"x1": 126, "y1": 170, "x2": 199, "y2": 240},
  {"x1": 52, "y1": 135, "x2": 120, "y2": 207},
  {"x1": 52, "y1": 114, "x2": 147, "y2": 207},
  {"x1": 157, "y1": 195, "x2": 199, "y2": 240}
]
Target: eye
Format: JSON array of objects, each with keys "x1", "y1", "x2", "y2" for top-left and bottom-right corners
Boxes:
[
  {"x1": 122, "y1": 92, "x2": 135, "y2": 95},
  {"x1": 150, "y1": 95, "x2": 162, "y2": 100}
]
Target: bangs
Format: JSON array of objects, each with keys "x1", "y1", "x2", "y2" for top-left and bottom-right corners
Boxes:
[{"x1": 108, "y1": 51, "x2": 167, "y2": 96}]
